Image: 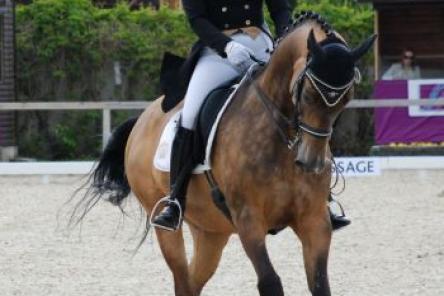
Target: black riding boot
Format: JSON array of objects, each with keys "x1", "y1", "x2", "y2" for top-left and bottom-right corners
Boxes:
[
  {"x1": 328, "y1": 194, "x2": 351, "y2": 231},
  {"x1": 151, "y1": 127, "x2": 195, "y2": 231}
]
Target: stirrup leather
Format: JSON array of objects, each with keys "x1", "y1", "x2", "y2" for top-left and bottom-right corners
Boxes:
[{"x1": 149, "y1": 196, "x2": 184, "y2": 231}]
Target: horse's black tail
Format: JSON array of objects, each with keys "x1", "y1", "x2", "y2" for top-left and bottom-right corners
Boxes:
[
  {"x1": 91, "y1": 117, "x2": 138, "y2": 206},
  {"x1": 68, "y1": 117, "x2": 138, "y2": 227}
]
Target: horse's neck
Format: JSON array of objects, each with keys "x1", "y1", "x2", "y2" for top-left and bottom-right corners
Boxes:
[
  {"x1": 258, "y1": 33, "x2": 306, "y2": 115},
  {"x1": 221, "y1": 35, "x2": 304, "y2": 166},
  {"x1": 259, "y1": 58, "x2": 292, "y2": 112}
]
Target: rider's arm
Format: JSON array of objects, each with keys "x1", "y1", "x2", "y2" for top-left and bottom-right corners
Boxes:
[
  {"x1": 182, "y1": 0, "x2": 232, "y2": 57},
  {"x1": 265, "y1": 0, "x2": 292, "y2": 37}
]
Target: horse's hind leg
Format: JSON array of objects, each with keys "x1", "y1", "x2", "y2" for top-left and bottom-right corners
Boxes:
[
  {"x1": 237, "y1": 210, "x2": 284, "y2": 296},
  {"x1": 156, "y1": 229, "x2": 193, "y2": 296},
  {"x1": 188, "y1": 224, "x2": 230, "y2": 295},
  {"x1": 293, "y1": 210, "x2": 332, "y2": 296}
]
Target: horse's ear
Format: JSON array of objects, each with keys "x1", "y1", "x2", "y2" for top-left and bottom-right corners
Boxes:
[
  {"x1": 351, "y1": 34, "x2": 377, "y2": 61},
  {"x1": 307, "y1": 29, "x2": 325, "y2": 59}
]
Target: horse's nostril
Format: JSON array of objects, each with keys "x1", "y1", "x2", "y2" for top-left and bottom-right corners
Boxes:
[
  {"x1": 294, "y1": 159, "x2": 305, "y2": 169},
  {"x1": 295, "y1": 157, "x2": 325, "y2": 173}
]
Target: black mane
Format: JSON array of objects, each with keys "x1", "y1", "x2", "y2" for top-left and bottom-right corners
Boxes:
[{"x1": 277, "y1": 10, "x2": 335, "y2": 44}]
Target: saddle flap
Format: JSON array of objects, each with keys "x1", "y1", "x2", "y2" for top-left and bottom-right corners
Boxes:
[{"x1": 194, "y1": 83, "x2": 239, "y2": 164}]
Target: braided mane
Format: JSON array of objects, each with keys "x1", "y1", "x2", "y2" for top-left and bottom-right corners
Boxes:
[{"x1": 277, "y1": 10, "x2": 335, "y2": 44}]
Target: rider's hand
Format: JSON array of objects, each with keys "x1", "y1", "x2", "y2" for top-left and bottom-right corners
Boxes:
[{"x1": 224, "y1": 41, "x2": 254, "y2": 73}]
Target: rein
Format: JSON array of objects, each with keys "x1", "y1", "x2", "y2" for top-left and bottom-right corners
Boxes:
[
  {"x1": 251, "y1": 79, "x2": 296, "y2": 149},
  {"x1": 249, "y1": 65, "x2": 329, "y2": 151}
]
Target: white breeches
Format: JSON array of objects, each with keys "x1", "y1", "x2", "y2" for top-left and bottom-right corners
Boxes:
[{"x1": 180, "y1": 30, "x2": 273, "y2": 130}]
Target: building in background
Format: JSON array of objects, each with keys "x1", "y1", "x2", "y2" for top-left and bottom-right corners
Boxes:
[
  {"x1": 363, "y1": 0, "x2": 444, "y2": 79},
  {"x1": 0, "y1": 0, "x2": 16, "y2": 161},
  {"x1": 362, "y1": 0, "x2": 444, "y2": 152}
]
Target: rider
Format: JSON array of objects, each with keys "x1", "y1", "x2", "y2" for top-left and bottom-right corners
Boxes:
[{"x1": 152, "y1": 0, "x2": 351, "y2": 231}]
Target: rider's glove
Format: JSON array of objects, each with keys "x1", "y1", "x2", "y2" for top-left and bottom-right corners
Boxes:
[{"x1": 224, "y1": 41, "x2": 254, "y2": 73}]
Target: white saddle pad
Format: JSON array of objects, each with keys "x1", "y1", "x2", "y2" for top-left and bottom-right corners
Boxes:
[{"x1": 153, "y1": 84, "x2": 241, "y2": 174}]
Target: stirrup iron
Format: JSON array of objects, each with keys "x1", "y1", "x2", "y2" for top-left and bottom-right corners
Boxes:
[
  {"x1": 149, "y1": 196, "x2": 183, "y2": 231},
  {"x1": 330, "y1": 198, "x2": 347, "y2": 218}
]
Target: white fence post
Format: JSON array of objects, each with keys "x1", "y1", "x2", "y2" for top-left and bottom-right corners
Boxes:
[{"x1": 102, "y1": 108, "x2": 111, "y2": 150}]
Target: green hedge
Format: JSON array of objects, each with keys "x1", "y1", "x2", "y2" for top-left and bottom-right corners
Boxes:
[
  {"x1": 16, "y1": 0, "x2": 196, "y2": 159},
  {"x1": 16, "y1": 0, "x2": 374, "y2": 159},
  {"x1": 17, "y1": 0, "x2": 195, "y2": 101}
]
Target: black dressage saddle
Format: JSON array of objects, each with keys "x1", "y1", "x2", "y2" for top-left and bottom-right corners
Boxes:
[
  {"x1": 193, "y1": 77, "x2": 240, "y2": 164},
  {"x1": 192, "y1": 64, "x2": 264, "y2": 164}
]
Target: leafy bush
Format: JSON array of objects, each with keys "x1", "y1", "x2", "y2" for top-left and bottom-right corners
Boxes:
[
  {"x1": 16, "y1": 0, "x2": 194, "y2": 159},
  {"x1": 16, "y1": 0, "x2": 374, "y2": 159}
]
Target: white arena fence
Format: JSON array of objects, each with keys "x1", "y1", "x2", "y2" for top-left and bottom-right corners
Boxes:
[{"x1": 1, "y1": 98, "x2": 444, "y2": 174}]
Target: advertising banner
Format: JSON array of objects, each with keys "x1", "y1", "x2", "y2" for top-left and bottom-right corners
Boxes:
[
  {"x1": 373, "y1": 80, "x2": 444, "y2": 144},
  {"x1": 333, "y1": 157, "x2": 381, "y2": 176}
]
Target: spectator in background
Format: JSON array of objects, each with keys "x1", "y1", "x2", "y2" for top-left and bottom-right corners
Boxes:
[{"x1": 382, "y1": 49, "x2": 421, "y2": 80}]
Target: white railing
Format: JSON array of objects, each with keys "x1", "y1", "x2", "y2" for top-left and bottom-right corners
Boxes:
[
  {"x1": 1, "y1": 98, "x2": 444, "y2": 149},
  {"x1": 0, "y1": 101, "x2": 150, "y2": 150}
]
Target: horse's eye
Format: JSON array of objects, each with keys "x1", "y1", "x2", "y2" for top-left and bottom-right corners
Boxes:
[{"x1": 302, "y1": 88, "x2": 316, "y2": 103}]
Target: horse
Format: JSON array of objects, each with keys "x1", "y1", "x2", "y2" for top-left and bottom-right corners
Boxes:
[{"x1": 75, "y1": 12, "x2": 375, "y2": 296}]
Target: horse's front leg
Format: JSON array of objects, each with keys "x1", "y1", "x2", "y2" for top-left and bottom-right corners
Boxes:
[
  {"x1": 236, "y1": 209, "x2": 284, "y2": 296},
  {"x1": 293, "y1": 207, "x2": 332, "y2": 296}
]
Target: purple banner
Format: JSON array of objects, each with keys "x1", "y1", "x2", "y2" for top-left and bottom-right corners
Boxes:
[{"x1": 374, "y1": 80, "x2": 444, "y2": 144}]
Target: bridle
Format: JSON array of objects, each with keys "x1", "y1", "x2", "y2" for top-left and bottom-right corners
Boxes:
[{"x1": 250, "y1": 59, "x2": 361, "y2": 151}]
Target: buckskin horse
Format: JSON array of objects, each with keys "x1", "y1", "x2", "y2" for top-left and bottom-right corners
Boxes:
[{"x1": 74, "y1": 12, "x2": 375, "y2": 296}]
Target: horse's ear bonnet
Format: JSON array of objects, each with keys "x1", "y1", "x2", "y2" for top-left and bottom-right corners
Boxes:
[
  {"x1": 307, "y1": 30, "x2": 326, "y2": 60},
  {"x1": 351, "y1": 34, "x2": 377, "y2": 61},
  {"x1": 307, "y1": 30, "x2": 354, "y2": 87},
  {"x1": 306, "y1": 30, "x2": 377, "y2": 87}
]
